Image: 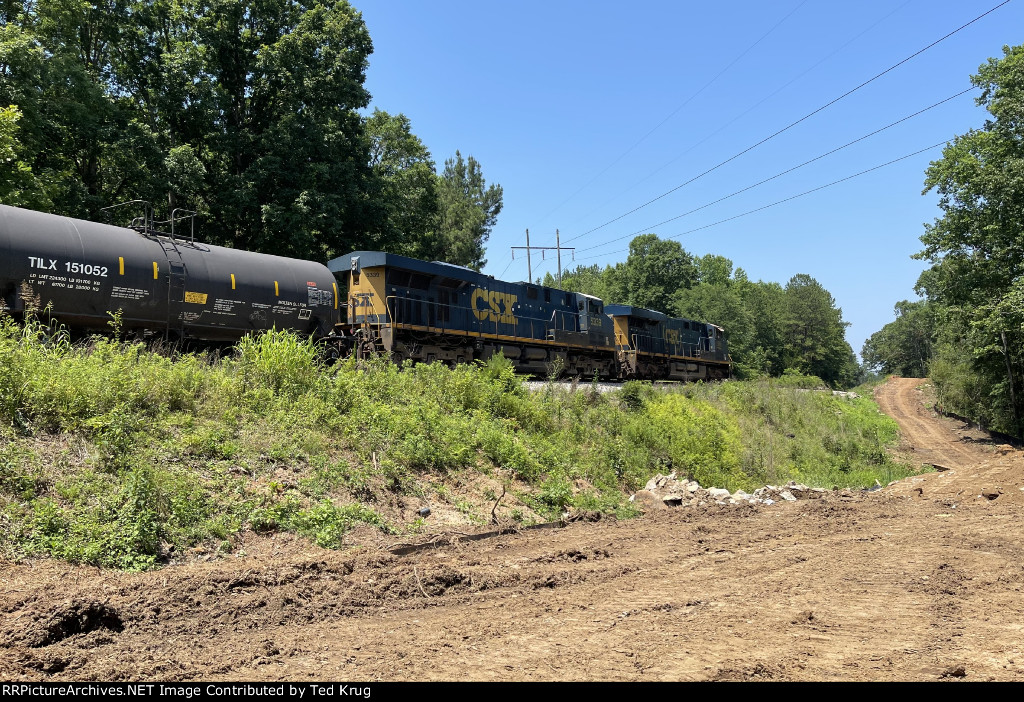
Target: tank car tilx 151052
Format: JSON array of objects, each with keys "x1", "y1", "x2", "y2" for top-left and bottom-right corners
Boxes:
[{"x1": 0, "y1": 205, "x2": 341, "y2": 341}]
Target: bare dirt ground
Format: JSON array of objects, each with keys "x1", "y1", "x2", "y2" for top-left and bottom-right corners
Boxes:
[{"x1": 3, "y1": 376, "x2": 1024, "y2": 682}]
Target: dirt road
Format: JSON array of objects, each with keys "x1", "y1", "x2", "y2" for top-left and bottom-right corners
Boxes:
[{"x1": 2, "y1": 377, "x2": 1024, "y2": 681}]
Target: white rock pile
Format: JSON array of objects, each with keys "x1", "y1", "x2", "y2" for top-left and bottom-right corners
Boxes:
[{"x1": 630, "y1": 472, "x2": 830, "y2": 509}]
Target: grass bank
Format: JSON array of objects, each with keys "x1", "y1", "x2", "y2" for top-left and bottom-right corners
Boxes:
[{"x1": 0, "y1": 320, "x2": 916, "y2": 570}]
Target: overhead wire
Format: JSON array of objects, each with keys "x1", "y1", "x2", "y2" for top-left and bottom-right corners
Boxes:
[
  {"x1": 560, "y1": 0, "x2": 915, "y2": 232},
  {"x1": 573, "y1": 139, "x2": 950, "y2": 263},
  {"x1": 488, "y1": 0, "x2": 913, "y2": 278},
  {"x1": 560, "y1": 0, "x2": 1011, "y2": 245},
  {"x1": 530, "y1": 0, "x2": 810, "y2": 230},
  {"x1": 575, "y1": 86, "x2": 977, "y2": 256}
]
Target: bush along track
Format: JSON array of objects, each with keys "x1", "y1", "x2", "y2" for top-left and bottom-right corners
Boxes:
[{"x1": 0, "y1": 318, "x2": 918, "y2": 571}]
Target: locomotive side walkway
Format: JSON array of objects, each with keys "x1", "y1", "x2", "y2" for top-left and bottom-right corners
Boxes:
[{"x1": 2, "y1": 376, "x2": 1024, "y2": 681}]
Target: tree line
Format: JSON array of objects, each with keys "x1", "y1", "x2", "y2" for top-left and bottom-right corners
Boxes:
[
  {"x1": 544, "y1": 234, "x2": 860, "y2": 388},
  {"x1": 863, "y1": 44, "x2": 1024, "y2": 437},
  {"x1": 0, "y1": 1, "x2": 862, "y2": 387},
  {"x1": 0, "y1": 0, "x2": 501, "y2": 267}
]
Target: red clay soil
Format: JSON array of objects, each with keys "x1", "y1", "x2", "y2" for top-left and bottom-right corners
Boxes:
[{"x1": 2, "y1": 376, "x2": 1023, "y2": 681}]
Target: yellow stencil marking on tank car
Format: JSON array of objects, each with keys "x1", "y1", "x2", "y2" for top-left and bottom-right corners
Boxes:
[
  {"x1": 471, "y1": 289, "x2": 517, "y2": 324},
  {"x1": 184, "y1": 291, "x2": 208, "y2": 304}
]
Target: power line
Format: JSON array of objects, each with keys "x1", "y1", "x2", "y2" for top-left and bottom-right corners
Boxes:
[
  {"x1": 530, "y1": 1, "x2": 809, "y2": 230},
  {"x1": 561, "y1": 0, "x2": 1011, "y2": 245},
  {"x1": 576, "y1": 86, "x2": 976, "y2": 256},
  {"x1": 488, "y1": 0, "x2": 913, "y2": 277},
  {"x1": 497, "y1": 257, "x2": 516, "y2": 279},
  {"x1": 573, "y1": 140, "x2": 950, "y2": 263},
  {"x1": 559, "y1": 0, "x2": 915, "y2": 233}
]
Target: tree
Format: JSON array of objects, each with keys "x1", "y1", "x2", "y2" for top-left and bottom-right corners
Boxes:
[
  {"x1": 861, "y1": 300, "x2": 937, "y2": 377},
  {"x1": 555, "y1": 262, "x2": 626, "y2": 302},
  {"x1": 914, "y1": 44, "x2": 1024, "y2": 435},
  {"x1": 782, "y1": 274, "x2": 858, "y2": 387},
  {"x1": 0, "y1": 2, "x2": 165, "y2": 218},
  {"x1": 364, "y1": 109, "x2": 439, "y2": 258},
  {"x1": 161, "y1": 0, "x2": 377, "y2": 260},
  {"x1": 0, "y1": 104, "x2": 48, "y2": 208},
  {"x1": 621, "y1": 234, "x2": 696, "y2": 312},
  {"x1": 0, "y1": 1, "x2": 381, "y2": 260},
  {"x1": 675, "y1": 281, "x2": 753, "y2": 372},
  {"x1": 694, "y1": 254, "x2": 734, "y2": 286},
  {"x1": 431, "y1": 151, "x2": 503, "y2": 270}
]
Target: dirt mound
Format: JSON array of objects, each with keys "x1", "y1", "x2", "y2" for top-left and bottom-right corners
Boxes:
[{"x1": 2, "y1": 599, "x2": 123, "y2": 649}]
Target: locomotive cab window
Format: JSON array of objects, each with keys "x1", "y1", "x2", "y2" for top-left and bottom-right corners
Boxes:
[{"x1": 527, "y1": 287, "x2": 538, "y2": 300}]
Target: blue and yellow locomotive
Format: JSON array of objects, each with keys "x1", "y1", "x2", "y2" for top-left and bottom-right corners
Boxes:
[{"x1": 329, "y1": 251, "x2": 731, "y2": 381}]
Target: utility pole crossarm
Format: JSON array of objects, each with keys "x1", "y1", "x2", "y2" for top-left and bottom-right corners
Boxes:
[{"x1": 511, "y1": 229, "x2": 574, "y2": 287}]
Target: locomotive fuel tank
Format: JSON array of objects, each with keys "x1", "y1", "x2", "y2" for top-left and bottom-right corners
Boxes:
[{"x1": 0, "y1": 205, "x2": 340, "y2": 340}]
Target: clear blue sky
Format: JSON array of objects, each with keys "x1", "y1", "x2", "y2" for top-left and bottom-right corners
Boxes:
[{"x1": 354, "y1": 0, "x2": 1021, "y2": 358}]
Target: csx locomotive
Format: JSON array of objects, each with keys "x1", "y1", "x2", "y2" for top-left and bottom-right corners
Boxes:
[{"x1": 0, "y1": 205, "x2": 731, "y2": 380}]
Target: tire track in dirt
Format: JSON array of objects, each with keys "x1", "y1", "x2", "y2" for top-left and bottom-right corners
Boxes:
[
  {"x1": 3, "y1": 378, "x2": 1024, "y2": 681},
  {"x1": 874, "y1": 377, "x2": 985, "y2": 469}
]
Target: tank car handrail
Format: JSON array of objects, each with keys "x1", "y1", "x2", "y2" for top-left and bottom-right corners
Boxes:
[
  {"x1": 169, "y1": 209, "x2": 197, "y2": 244},
  {"x1": 101, "y1": 200, "x2": 155, "y2": 234}
]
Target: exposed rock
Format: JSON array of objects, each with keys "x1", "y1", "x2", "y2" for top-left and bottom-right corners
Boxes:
[
  {"x1": 631, "y1": 490, "x2": 666, "y2": 510},
  {"x1": 779, "y1": 490, "x2": 796, "y2": 502},
  {"x1": 707, "y1": 487, "x2": 731, "y2": 501},
  {"x1": 981, "y1": 488, "x2": 1002, "y2": 501},
  {"x1": 662, "y1": 494, "x2": 684, "y2": 507}
]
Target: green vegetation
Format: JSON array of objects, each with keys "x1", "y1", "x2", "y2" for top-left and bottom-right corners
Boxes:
[
  {"x1": 0, "y1": 1, "x2": 500, "y2": 268},
  {"x1": 680, "y1": 379, "x2": 911, "y2": 490},
  {"x1": 864, "y1": 43, "x2": 1024, "y2": 438},
  {"x1": 0, "y1": 319, "x2": 913, "y2": 571}
]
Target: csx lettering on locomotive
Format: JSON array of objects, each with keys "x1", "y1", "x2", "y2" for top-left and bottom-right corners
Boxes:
[{"x1": 471, "y1": 288, "x2": 517, "y2": 325}]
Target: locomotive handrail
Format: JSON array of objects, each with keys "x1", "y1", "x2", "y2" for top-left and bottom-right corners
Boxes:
[
  {"x1": 380, "y1": 293, "x2": 578, "y2": 344},
  {"x1": 364, "y1": 292, "x2": 728, "y2": 370}
]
